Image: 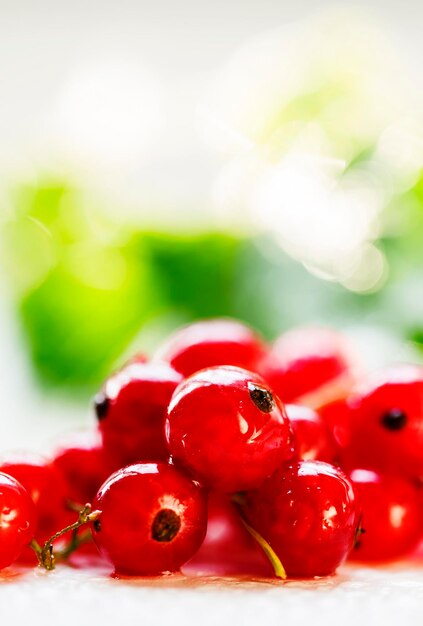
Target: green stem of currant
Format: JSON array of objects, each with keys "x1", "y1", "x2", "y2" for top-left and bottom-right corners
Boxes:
[
  {"x1": 31, "y1": 503, "x2": 101, "y2": 571},
  {"x1": 56, "y1": 528, "x2": 93, "y2": 561},
  {"x1": 232, "y1": 495, "x2": 287, "y2": 580},
  {"x1": 239, "y1": 516, "x2": 287, "y2": 580}
]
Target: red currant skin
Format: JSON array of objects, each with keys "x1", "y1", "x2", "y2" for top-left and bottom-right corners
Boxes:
[
  {"x1": 286, "y1": 404, "x2": 337, "y2": 463},
  {"x1": 349, "y1": 469, "x2": 423, "y2": 562},
  {"x1": 0, "y1": 472, "x2": 36, "y2": 570},
  {"x1": 166, "y1": 366, "x2": 296, "y2": 492},
  {"x1": 94, "y1": 362, "x2": 183, "y2": 466},
  {"x1": 243, "y1": 461, "x2": 359, "y2": 578},
  {"x1": 316, "y1": 397, "x2": 352, "y2": 451},
  {"x1": 92, "y1": 463, "x2": 207, "y2": 576},
  {"x1": 52, "y1": 431, "x2": 118, "y2": 506},
  {"x1": 342, "y1": 365, "x2": 423, "y2": 480},
  {"x1": 183, "y1": 493, "x2": 273, "y2": 577},
  {"x1": 260, "y1": 327, "x2": 358, "y2": 405},
  {"x1": 154, "y1": 319, "x2": 267, "y2": 378},
  {"x1": 0, "y1": 454, "x2": 71, "y2": 544}
]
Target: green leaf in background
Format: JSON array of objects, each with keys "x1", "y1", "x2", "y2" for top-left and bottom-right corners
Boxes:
[
  {"x1": 2, "y1": 179, "x2": 243, "y2": 392},
  {"x1": 141, "y1": 232, "x2": 238, "y2": 319},
  {"x1": 2, "y1": 173, "x2": 423, "y2": 397},
  {"x1": 2, "y1": 180, "x2": 161, "y2": 391},
  {"x1": 19, "y1": 242, "x2": 158, "y2": 390}
]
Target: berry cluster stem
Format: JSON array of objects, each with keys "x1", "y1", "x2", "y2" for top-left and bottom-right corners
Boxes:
[
  {"x1": 232, "y1": 495, "x2": 287, "y2": 580},
  {"x1": 31, "y1": 503, "x2": 101, "y2": 571}
]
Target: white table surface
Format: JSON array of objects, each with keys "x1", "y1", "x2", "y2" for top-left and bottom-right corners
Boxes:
[{"x1": 2, "y1": 561, "x2": 423, "y2": 626}]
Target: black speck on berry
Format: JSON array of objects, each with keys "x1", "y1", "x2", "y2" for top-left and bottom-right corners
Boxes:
[
  {"x1": 94, "y1": 392, "x2": 110, "y2": 421},
  {"x1": 151, "y1": 509, "x2": 181, "y2": 542},
  {"x1": 381, "y1": 408, "x2": 407, "y2": 431},
  {"x1": 353, "y1": 515, "x2": 365, "y2": 549},
  {"x1": 248, "y1": 382, "x2": 275, "y2": 413}
]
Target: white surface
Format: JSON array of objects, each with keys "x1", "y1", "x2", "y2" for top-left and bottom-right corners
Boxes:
[{"x1": 2, "y1": 562, "x2": 423, "y2": 626}]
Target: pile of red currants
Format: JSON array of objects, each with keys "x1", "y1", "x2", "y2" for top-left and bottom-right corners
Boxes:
[{"x1": 1, "y1": 319, "x2": 423, "y2": 579}]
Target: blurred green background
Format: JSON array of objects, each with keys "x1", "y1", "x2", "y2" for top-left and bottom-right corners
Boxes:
[
  {"x1": 2, "y1": 171, "x2": 422, "y2": 396},
  {"x1": 1, "y1": 6, "x2": 422, "y2": 400}
]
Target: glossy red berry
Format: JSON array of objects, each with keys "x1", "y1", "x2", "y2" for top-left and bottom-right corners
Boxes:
[
  {"x1": 243, "y1": 461, "x2": 359, "y2": 577},
  {"x1": 92, "y1": 463, "x2": 207, "y2": 575},
  {"x1": 261, "y1": 327, "x2": 358, "y2": 406},
  {"x1": 94, "y1": 362, "x2": 183, "y2": 466},
  {"x1": 51, "y1": 431, "x2": 118, "y2": 506},
  {"x1": 0, "y1": 472, "x2": 36, "y2": 569},
  {"x1": 166, "y1": 366, "x2": 296, "y2": 492},
  {"x1": 154, "y1": 319, "x2": 267, "y2": 378},
  {"x1": 0, "y1": 454, "x2": 71, "y2": 544},
  {"x1": 286, "y1": 404, "x2": 337, "y2": 463},
  {"x1": 315, "y1": 397, "x2": 352, "y2": 451},
  {"x1": 183, "y1": 492, "x2": 273, "y2": 577},
  {"x1": 341, "y1": 365, "x2": 423, "y2": 480},
  {"x1": 349, "y1": 469, "x2": 423, "y2": 562}
]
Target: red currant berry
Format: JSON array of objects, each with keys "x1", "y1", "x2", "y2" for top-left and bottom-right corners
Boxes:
[
  {"x1": 94, "y1": 362, "x2": 183, "y2": 466},
  {"x1": 154, "y1": 319, "x2": 267, "y2": 378},
  {"x1": 0, "y1": 454, "x2": 71, "y2": 545},
  {"x1": 261, "y1": 327, "x2": 358, "y2": 406},
  {"x1": 92, "y1": 463, "x2": 207, "y2": 575},
  {"x1": 51, "y1": 431, "x2": 118, "y2": 506},
  {"x1": 166, "y1": 366, "x2": 296, "y2": 492},
  {"x1": 315, "y1": 397, "x2": 352, "y2": 451},
  {"x1": 183, "y1": 493, "x2": 273, "y2": 577},
  {"x1": 0, "y1": 472, "x2": 36, "y2": 569},
  {"x1": 341, "y1": 365, "x2": 423, "y2": 480},
  {"x1": 349, "y1": 469, "x2": 423, "y2": 562},
  {"x1": 242, "y1": 461, "x2": 359, "y2": 577},
  {"x1": 286, "y1": 404, "x2": 336, "y2": 463}
]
